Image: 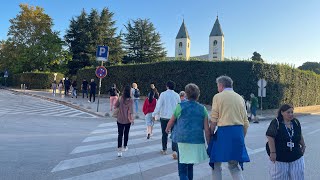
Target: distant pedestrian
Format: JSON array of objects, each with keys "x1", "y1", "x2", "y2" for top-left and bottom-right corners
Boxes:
[
  {"x1": 179, "y1": 91, "x2": 186, "y2": 102},
  {"x1": 58, "y1": 80, "x2": 63, "y2": 95},
  {"x1": 150, "y1": 82, "x2": 160, "y2": 99},
  {"x1": 142, "y1": 91, "x2": 157, "y2": 139},
  {"x1": 152, "y1": 80, "x2": 180, "y2": 156},
  {"x1": 52, "y1": 81, "x2": 57, "y2": 96},
  {"x1": 208, "y1": 75, "x2": 250, "y2": 180},
  {"x1": 266, "y1": 104, "x2": 306, "y2": 180},
  {"x1": 64, "y1": 77, "x2": 71, "y2": 96},
  {"x1": 71, "y1": 80, "x2": 77, "y2": 98},
  {"x1": 81, "y1": 79, "x2": 89, "y2": 98},
  {"x1": 250, "y1": 93, "x2": 259, "y2": 123},
  {"x1": 131, "y1": 83, "x2": 140, "y2": 118},
  {"x1": 89, "y1": 79, "x2": 97, "y2": 103},
  {"x1": 166, "y1": 83, "x2": 211, "y2": 180},
  {"x1": 114, "y1": 85, "x2": 134, "y2": 157},
  {"x1": 107, "y1": 84, "x2": 120, "y2": 112}
]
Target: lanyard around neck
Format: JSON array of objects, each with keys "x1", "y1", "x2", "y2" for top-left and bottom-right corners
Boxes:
[{"x1": 285, "y1": 122, "x2": 294, "y2": 140}]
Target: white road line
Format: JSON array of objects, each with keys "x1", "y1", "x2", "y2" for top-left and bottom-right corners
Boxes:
[
  {"x1": 52, "y1": 143, "x2": 168, "y2": 172},
  {"x1": 83, "y1": 129, "x2": 162, "y2": 142},
  {"x1": 62, "y1": 155, "x2": 176, "y2": 180},
  {"x1": 71, "y1": 135, "x2": 163, "y2": 154},
  {"x1": 248, "y1": 147, "x2": 265, "y2": 155},
  {"x1": 306, "y1": 129, "x2": 320, "y2": 135},
  {"x1": 90, "y1": 124, "x2": 160, "y2": 134}
]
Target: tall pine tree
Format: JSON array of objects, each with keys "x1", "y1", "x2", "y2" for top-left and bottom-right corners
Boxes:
[
  {"x1": 123, "y1": 18, "x2": 166, "y2": 63},
  {"x1": 65, "y1": 9, "x2": 90, "y2": 74},
  {"x1": 65, "y1": 8, "x2": 124, "y2": 74}
]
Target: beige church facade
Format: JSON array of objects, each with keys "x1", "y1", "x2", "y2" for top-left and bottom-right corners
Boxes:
[{"x1": 175, "y1": 17, "x2": 224, "y2": 61}]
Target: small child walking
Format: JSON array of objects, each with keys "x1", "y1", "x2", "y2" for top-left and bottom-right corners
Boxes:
[{"x1": 142, "y1": 91, "x2": 157, "y2": 139}]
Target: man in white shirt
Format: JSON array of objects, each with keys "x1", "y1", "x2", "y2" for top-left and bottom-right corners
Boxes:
[{"x1": 152, "y1": 81, "x2": 180, "y2": 155}]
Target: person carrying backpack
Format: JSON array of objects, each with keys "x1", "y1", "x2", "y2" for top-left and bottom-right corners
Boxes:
[
  {"x1": 266, "y1": 104, "x2": 306, "y2": 180},
  {"x1": 131, "y1": 83, "x2": 140, "y2": 118}
]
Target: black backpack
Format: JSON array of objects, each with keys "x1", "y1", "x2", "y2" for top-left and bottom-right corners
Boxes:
[{"x1": 134, "y1": 89, "x2": 140, "y2": 98}]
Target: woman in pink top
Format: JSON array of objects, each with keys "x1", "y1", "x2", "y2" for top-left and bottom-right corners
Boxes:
[
  {"x1": 114, "y1": 85, "x2": 134, "y2": 157},
  {"x1": 142, "y1": 91, "x2": 157, "y2": 139}
]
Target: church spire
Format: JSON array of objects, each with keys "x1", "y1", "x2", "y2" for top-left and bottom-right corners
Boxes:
[
  {"x1": 210, "y1": 16, "x2": 224, "y2": 37},
  {"x1": 176, "y1": 20, "x2": 190, "y2": 39}
]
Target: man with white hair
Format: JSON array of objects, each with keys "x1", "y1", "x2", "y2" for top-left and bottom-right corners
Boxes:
[{"x1": 208, "y1": 75, "x2": 250, "y2": 180}]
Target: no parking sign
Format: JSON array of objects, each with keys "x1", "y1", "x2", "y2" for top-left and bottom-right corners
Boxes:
[{"x1": 95, "y1": 66, "x2": 107, "y2": 79}]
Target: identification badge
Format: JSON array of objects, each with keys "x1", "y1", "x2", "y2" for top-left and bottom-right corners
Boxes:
[{"x1": 287, "y1": 142, "x2": 294, "y2": 151}]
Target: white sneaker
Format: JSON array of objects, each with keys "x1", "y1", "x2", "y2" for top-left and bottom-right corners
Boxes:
[
  {"x1": 117, "y1": 151, "x2": 122, "y2": 157},
  {"x1": 123, "y1": 146, "x2": 128, "y2": 151}
]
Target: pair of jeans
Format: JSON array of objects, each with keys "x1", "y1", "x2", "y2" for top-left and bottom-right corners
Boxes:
[
  {"x1": 72, "y1": 89, "x2": 77, "y2": 97},
  {"x1": 82, "y1": 89, "x2": 88, "y2": 98},
  {"x1": 117, "y1": 122, "x2": 131, "y2": 148},
  {"x1": 90, "y1": 91, "x2": 96, "y2": 102},
  {"x1": 211, "y1": 161, "x2": 244, "y2": 180},
  {"x1": 134, "y1": 99, "x2": 139, "y2": 113},
  {"x1": 177, "y1": 144, "x2": 194, "y2": 180}
]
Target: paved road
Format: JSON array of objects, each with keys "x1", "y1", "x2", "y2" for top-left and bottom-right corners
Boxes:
[{"x1": 1, "y1": 89, "x2": 320, "y2": 180}]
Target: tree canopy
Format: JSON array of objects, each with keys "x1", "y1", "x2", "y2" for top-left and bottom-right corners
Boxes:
[
  {"x1": 298, "y1": 62, "x2": 320, "y2": 74},
  {"x1": 251, "y1": 51, "x2": 264, "y2": 62},
  {"x1": 65, "y1": 8, "x2": 124, "y2": 74},
  {"x1": 123, "y1": 18, "x2": 166, "y2": 63},
  {"x1": 0, "y1": 4, "x2": 64, "y2": 73}
]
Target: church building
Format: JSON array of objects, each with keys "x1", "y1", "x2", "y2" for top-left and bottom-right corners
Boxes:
[{"x1": 175, "y1": 16, "x2": 224, "y2": 61}]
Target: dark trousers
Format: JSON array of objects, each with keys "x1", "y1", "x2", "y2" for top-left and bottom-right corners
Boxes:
[
  {"x1": 89, "y1": 91, "x2": 96, "y2": 102},
  {"x1": 161, "y1": 118, "x2": 177, "y2": 151},
  {"x1": 64, "y1": 86, "x2": 70, "y2": 95},
  {"x1": 82, "y1": 89, "x2": 88, "y2": 98},
  {"x1": 177, "y1": 144, "x2": 194, "y2": 180},
  {"x1": 117, "y1": 122, "x2": 131, "y2": 148}
]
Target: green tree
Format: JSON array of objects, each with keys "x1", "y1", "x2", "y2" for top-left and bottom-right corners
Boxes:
[
  {"x1": 65, "y1": 9, "x2": 90, "y2": 75},
  {"x1": 123, "y1": 18, "x2": 166, "y2": 63},
  {"x1": 298, "y1": 62, "x2": 320, "y2": 74},
  {"x1": 251, "y1": 51, "x2": 264, "y2": 62},
  {"x1": 65, "y1": 8, "x2": 124, "y2": 74},
  {"x1": 3, "y1": 4, "x2": 64, "y2": 73}
]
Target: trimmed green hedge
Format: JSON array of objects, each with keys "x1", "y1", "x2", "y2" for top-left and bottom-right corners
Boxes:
[
  {"x1": 8, "y1": 72, "x2": 64, "y2": 89},
  {"x1": 76, "y1": 61, "x2": 320, "y2": 109}
]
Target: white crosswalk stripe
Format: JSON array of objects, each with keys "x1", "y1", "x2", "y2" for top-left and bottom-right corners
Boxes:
[
  {"x1": 51, "y1": 119, "x2": 266, "y2": 179},
  {"x1": 51, "y1": 120, "x2": 218, "y2": 179},
  {"x1": 0, "y1": 92, "x2": 96, "y2": 118}
]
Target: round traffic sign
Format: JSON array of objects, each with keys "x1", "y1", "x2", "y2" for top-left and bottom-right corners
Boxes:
[
  {"x1": 257, "y1": 79, "x2": 267, "y2": 88},
  {"x1": 95, "y1": 66, "x2": 107, "y2": 78}
]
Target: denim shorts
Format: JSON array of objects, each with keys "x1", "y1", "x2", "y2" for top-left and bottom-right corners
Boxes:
[{"x1": 145, "y1": 113, "x2": 154, "y2": 126}]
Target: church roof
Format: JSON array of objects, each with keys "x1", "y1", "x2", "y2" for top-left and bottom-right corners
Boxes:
[
  {"x1": 210, "y1": 17, "x2": 224, "y2": 37},
  {"x1": 176, "y1": 20, "x2": 190, "y2": 39}
]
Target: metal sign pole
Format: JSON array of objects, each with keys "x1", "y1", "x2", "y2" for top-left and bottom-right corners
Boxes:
[
  {"x1": 260, "y1": 87, "x2": 263, "y2": 116},
  {"x1": 97, "y1": 61, "x2": 103, "y2": 112}
]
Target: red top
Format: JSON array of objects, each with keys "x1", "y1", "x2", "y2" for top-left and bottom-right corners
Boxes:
[{"x1": 142, "y1": 98, "x2": 157, "y2": 115}]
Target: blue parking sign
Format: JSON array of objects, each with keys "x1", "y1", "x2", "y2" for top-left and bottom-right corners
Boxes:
[{"x1": 96, "y1": 46, "x2": 109, "y2": 61}]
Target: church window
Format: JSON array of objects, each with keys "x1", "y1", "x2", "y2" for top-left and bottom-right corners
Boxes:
[
  {"x1": 188, "y1": 43, "x2": 189, "y2": 48},
  {"x1": 179, "y1": 42, "x2": 183, "y2": 47},
  {"x1": 213, "y1": 40, "x2": 218, "y2": 46}
]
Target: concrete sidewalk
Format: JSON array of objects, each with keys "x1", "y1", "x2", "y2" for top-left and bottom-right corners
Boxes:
[{"x1": 5, "y1": 88, "x2": 282, "y2": 122}]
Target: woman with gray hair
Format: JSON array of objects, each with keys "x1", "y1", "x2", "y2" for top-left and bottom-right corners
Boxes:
[{"x1": 166, "y1": 83, "x2": 211, "y2": 180}]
